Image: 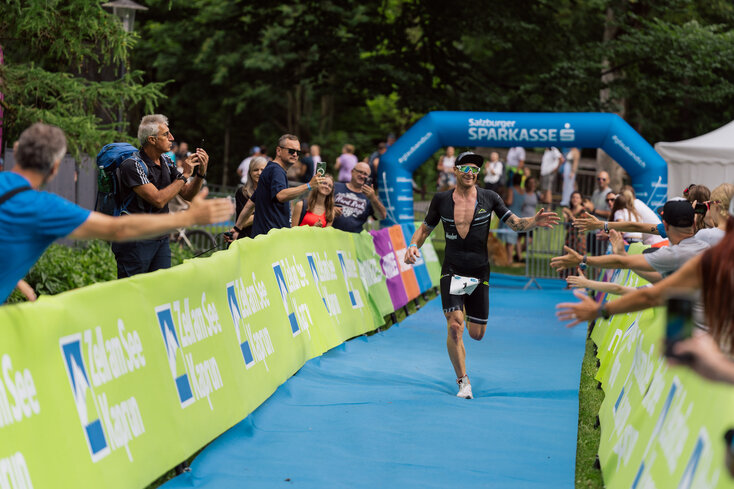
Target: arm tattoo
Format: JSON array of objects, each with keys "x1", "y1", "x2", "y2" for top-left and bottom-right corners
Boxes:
[
  {"x1": 649, "y1": 225, "x2": 657, "y2": 233},
  {"x1": 506, "y1": 214, "x2": 534, "y2": 232}
]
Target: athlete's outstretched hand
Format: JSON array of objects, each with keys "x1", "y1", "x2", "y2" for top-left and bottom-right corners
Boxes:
[
  {"x1": 556, "y1": 289, "x2": 599, "y2": 328},
  {"x1": 404, "y1": 245, "x2": 421, "y2": 265},
  {"x1": 573, "y1": 212, "x2": 603, "y2": 232},
  {"x1": 550, "y1": 245, "x2": 583, "y2": 271},
  {"x1": 533, "y1": 208, "x2": 561, "y2": 229}
]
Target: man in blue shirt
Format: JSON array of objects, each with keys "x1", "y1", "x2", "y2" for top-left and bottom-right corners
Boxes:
[
  {"x1": 230, "y1": 134, "x2": 321, "y2": 239},
  {"x1": 0, "y1": 123, "x2": 234, "y2": 303}
]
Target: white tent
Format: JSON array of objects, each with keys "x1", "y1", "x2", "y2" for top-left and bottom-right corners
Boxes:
[{"x1": 655, "y1": 120, "x2": 734, "y2": 199}]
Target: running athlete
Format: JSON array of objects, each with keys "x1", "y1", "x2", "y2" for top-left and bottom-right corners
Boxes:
[{"x1": 405, "y1": 152, "x2": 560, "y2": 399}]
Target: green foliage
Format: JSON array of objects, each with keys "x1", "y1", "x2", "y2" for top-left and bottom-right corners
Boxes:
[
  {"x1": 5, "y1": 240, "x2": 196, "y2": 304},
  {"x1": 6, "y1": 240, "x2": 116, "y2": 303},
  {"x1": 0, "y1": 0, "x2": 166, "y2": 158},
  {"x1": 126, "y1": 0, "x2": 734, "y2": 188}
]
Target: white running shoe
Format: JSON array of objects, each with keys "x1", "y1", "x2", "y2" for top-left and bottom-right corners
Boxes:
[{"x1": 456, "y1": 375, "x2": 473, "y2": 399}]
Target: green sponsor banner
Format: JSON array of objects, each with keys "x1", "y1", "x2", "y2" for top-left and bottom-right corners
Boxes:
[
  {"x1": 0, "y1": 226, "x2": 394, "y2": 489},
  {"x1": 353, "y1": 231, "x2": 393, "y2": 321},
  {"x1": 592, "y1": 246, "x2": 734, "y2": 489}
]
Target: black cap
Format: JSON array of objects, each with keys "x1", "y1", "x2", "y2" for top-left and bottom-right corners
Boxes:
[
  {"x1": 661, "y1": 200, "x2": 695, "y2": 227},
  {"x1": 455, "y1": 152, "x2": 483, "y2": 167}
]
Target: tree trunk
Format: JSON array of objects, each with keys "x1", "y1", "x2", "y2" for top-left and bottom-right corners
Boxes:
[{"x1": 222, "y1": 124, "x2": 230, "y2": 187}]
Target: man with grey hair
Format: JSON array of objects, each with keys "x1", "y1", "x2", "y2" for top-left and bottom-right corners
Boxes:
[
  {"x1": 0, "y1": 123, "x2": 233, "y2": 303},
  {"x1": 113, "y1": 114, "x2": 210, "y2": 278}
]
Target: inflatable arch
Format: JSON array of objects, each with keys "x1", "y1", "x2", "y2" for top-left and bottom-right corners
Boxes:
[{"x1": 377, "y1": 112, "x2": 668, "y2": 225}]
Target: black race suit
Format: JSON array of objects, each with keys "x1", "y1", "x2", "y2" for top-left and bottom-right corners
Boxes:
[{"x1": 423, "y1": 187, "x2": 512, "y2": 324}]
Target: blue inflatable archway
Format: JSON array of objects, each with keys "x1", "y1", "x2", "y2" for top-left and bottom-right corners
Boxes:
[{"x1": 377, "y1": 112, "x2": 668, "y2": 225}]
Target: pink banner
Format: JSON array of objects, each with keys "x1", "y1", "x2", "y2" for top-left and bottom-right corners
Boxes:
[{"x1": 369, "y1": 228, "x2": 409, "y2": 310}]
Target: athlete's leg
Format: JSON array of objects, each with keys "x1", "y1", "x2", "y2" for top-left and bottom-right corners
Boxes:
[
  {"x1": 445, "y1": 309, "x2": 467, "y2": 378},
  {"x1": 466, "y1": 321, "x2": 486, "y2": 340},
  {"x1": 465, "y1": 281, "x2": 489, "y2": 341}
]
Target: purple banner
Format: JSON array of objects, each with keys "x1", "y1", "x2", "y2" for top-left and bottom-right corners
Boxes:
[{"x1": 369, "y1": 228, "x2": 409, "y2": 310}]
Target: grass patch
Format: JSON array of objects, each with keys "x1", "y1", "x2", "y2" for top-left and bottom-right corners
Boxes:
[{"x1": 575, "y1": 330, "x2": 605, "y2": 489}]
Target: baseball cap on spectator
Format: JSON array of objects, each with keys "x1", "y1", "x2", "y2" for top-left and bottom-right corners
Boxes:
[
  {"x1": 250, "y1": 146, "x2": 261, "y2": 155},
  {"x1": 456, "y1": 152, "x2": 483, "y2": 167},
  {"x1": 660, "y1": 199, "x2": 695, "y2": 227}
]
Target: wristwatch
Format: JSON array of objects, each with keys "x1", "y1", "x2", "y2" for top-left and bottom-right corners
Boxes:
[
  {"x1": 579, "y1": 255, "x2": 588, "y2": 271},
  {"x1": 597, "y1": 304, "x2": 611, "y2": 320},
  {"x1": 603, "y1": 221, "x2": 609, "y2": 233},
  {"x1": 193, "y1": 167, "x2": 206, "y2": 179},
  {"x1": 176, "y1": 172, "x2": 188, "y2": 182}
]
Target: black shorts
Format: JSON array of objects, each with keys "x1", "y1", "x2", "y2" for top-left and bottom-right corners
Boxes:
[{"x1": 440, "y1": 273, "x2": 490, "y2": 325}]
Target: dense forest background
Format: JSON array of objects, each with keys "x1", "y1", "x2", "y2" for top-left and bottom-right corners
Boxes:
[{"x1": 2, "y1": 0, "x2": 734, "y2": 188}]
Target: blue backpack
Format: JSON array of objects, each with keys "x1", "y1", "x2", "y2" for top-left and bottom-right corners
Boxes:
[{"x1": 95, "y1": 143, "x2": 145, "y2": 216}]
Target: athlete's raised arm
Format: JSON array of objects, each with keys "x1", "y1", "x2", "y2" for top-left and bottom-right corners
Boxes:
[{"x1": 505, "y1": 208, "x2": 561, "y2": 232}]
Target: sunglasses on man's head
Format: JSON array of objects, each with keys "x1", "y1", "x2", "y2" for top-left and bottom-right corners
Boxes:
[
  {"x1": 279, "y1": 146, "x2": 302, "y2": 156},
  {"x1": 457, "y1": 165, "x2": 480, "y2": 174}
]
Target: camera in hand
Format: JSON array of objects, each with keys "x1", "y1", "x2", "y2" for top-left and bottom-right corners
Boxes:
[
  {"x1": 664, "y1": 295, "x2": 695, "y2": 363},
  {"x1": 694, "y1": 202, "x2": 708, "y2": 215},
  {"x1": 364, "y1": 176, "x2": 373, "y2": 187}
]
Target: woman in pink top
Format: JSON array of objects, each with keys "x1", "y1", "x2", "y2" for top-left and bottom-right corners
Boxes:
[
  {"x1": 335, "y1": 144, "x2": 358, "y2": 183},
  {"x1": 292, "y1": 174, "x2": 335, "y2": 228}
]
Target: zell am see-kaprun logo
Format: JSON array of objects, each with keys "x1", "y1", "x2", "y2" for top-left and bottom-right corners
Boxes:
[
  {"x1": 59, "y1": 324, "x2": 146, "y2": 463},
  {"x1": 306, "y1": 251, "x2": 340, "y2": 317},
  {"x1": 272, "y1": 256, "x2": 312, "y2": 338},
  {"x1": 225, "y1": 273, "x2": 275, "y2": 371},
  {"x1": 155, "y1": 295, "x2": 224, "y2": 411},
  {"x1": 336, "y1": 250, "x2": 364, "y2": 310}
]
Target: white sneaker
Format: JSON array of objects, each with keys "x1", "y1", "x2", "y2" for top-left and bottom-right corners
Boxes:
[{"x1": 456, "y1": 376, "x2": 473, "y2": 399}]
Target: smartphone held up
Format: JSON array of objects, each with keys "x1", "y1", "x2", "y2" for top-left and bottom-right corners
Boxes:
[{"x1": 664, "y1": 294, "x2": 696, "y2": 363}]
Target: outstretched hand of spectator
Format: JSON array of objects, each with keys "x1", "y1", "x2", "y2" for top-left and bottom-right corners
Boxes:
[
  {"x1": 187, "y1": 188, "x2": 234, "y2": 225},
  {"x1": 609, "y1": 229, "x2": 627, "y2": 255},
  {"x1": 533, "y1": 208, "x2": 561, "y2": 228},
  {"x1": 550, "y1": 245, "x2": 583, "y2": 271},
  {"x1": 574, "y1": 212, "x2": 603, "y2": 232},
  {"x1": 566, "y1": 269, "x2": 590, "y2": 289},
  {"x1": 556, "y1": 289, "x2": 599, "y2": 328}
]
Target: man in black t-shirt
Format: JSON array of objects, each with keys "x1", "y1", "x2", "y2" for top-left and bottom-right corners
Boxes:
[
  {"x1": 405, "y1": 152, "x2": 560, "y2": 399},
  {"x1": 229, "y1": 134, "x2": 321, "y2": 239},
  {"x1": 113, "y1": 114, "x2": 209, "y2": 278},
  {"x1": 332, "y1": 162, "x2": 387, "y2": 232}
]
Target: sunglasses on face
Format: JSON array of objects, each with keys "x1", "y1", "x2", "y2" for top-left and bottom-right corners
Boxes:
[
  {"x1": 279, "y1": 146, "x2": 302, "y2": 156},
  {"x1": 456, "y1": 165, "x2": 480, "y2": 174},
  {"x1": 597, "y1": 177, "x2": 607, "y2": 182},
  {"x1": 606, "y1": 197, "x2": 615, "y2": 202}
]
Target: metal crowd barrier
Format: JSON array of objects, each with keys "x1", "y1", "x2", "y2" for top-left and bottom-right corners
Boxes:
[{"x1": 522, "y1": 221, "x2": 608, "y2": 289}]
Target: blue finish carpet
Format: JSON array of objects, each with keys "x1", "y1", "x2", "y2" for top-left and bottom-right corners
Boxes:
[{"x1": 162, "y1": 274, "x2": 585, "y2": 488}]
